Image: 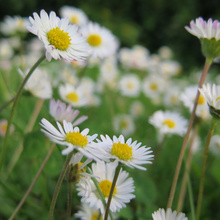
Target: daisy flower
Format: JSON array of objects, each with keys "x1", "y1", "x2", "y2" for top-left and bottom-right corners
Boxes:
[
  {"x1": 185, "y1": 17, "x2": 220, "y2": 60},
  {"x1": 59, "y1": 83, "x2": 88, "y2": 107},
  {"x1": 158, "y1": 46, "x2": 173, "y2": 60},
  {"x1": 113, "y1": 114, "x2": 135, "y2": 137},
  {"x1": 80, "y1": 22, "x2": 119, "y2": 60},
  {"x1": 0, "y1": 39, "x2": 13, "y2": 59},
  {"x1": 149, "y1": 110, "x2": 187, "y2": 136},
  {"x1": 77, "y1": 160, "x2": 135, "y2": 214},
  {"x1": 59, "y1": 6, "x2": 88, "y2": 27},
  {"x1": 152, "y1": 208, "x2": 188, "y2": 220},
  {"x1": 49, "y1": 99, "x2": 88, "y2": 124},
  {"x1": 130, "y1": 100, "x2": 144, "y2": 117},
  {"x1": 199, "y1": 83, "x2": 220, "y2": 118},
  {"x1": 209, "y1": 135, "x2": 220, "y2": 155},
  {"x1": 96, "y1": 134, "x2": 153, "y2": 170},
  {"x1": 40, "y1": 118, "x2": 107, "y2": 160},
  {"x1": 75, "y1": 203, "x2": 110, "y2": 220},
  {"x1": 158, "y1": 60, "x2": 181, "y2": 78},
  {"x1": 180, "y1": 85, "x2": 210, "y2": 119},
  {"x1": 18, "y1": 68, "x2": 52, "y2": 99},
  {"x1": 27, "y1": 9, "x2": 90, "y2": 62},
  {"x1": 118, "y1": 73, "x2": 141, "y2": 97},
  {"x1": 0, "y1": 119, "x2": 15, "y2": 137}
]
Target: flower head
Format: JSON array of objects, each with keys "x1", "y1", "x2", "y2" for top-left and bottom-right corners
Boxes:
[
  {"x1": 77, "y1": 161, "x2": 135, "y2": 214},
  {"x1": 185, "y1": 17, "x2": 220, "y2": 61},
  {"x1": 49, "y1": 99, "x2": 88, "y2": 124},
  {"x1": 40, "y1": 118, "x2": 107, "y2": 160},
  {"x1": 199, "y1": 83, "x2": 220, "y2": 118},
  {"x1": 96, "y1": 134, "x2": 153, "y2": 170},
  {"x1": 80, "y1": 22, "x2": 119, "y2": 60},
  {"x1": 27, "y1": 9, "x2": 90, "y2": 62},
  {"x1": 149, "y1": 110, "x2": 188, "y2": 136},
  {"x1": 0, "y1": 119, "x2": 15, "y2": 136},
  {"x1": 152, "y1": 208, "x2": 188, "y2": 220}
]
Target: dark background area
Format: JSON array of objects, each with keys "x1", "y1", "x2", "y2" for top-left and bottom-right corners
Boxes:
[{"x1": 1, "y1": 0, "x2": 220, "y2": 70}]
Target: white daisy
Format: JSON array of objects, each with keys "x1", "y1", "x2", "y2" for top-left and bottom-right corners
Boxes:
[
  {"x1": 118, "y1": 73, "x2": 141, "y2": 97},
  {"x1": 96, "y1": 134, "x2": 153, "y2": 170},
  {"x1": 59, "y1": 83, "x2": 88, "y2": 107},
  {"x1": 158, "y1": 60, "x2": 181, "y2": 78},
  {"x1": 149, "y1": 110, "x2": 187, "y2": 136},
  {"x1": 27, "y1": 9, "x2": 90, "y2": 62},
  {"x1": 75, "y1": 203, "x2": 109, "y2": 220},
  {"x1": 49, "y1": 99, "x2": 88, "y2": 124},
  {"x1": 180, "y1": 85, "x2": 210, "y2": 119},
  {"x1": 130, "y1": 100, "x2": 144, "y2": 117},
  {"x1": 209, "y1": 135, "x2": 220, "y2": 155},
  {"x1": 199, "y1": 83, "x2": 220, "y2": 110},
  {"x1": 77, "y1": 160, "x2": 135, "y2": 214},
  {"x1": 113, "y1": 114, "x2": 135, "y2": 137},
  {"x1": 185, "y1": 17, "x2": 220, "y2": 40},
  {"x1": 152, "y1": 208, "x2": 188, "y2": 220},
  {"x1": 18, "y1": 67, "x2": 52, "y2": 99},
  {"x1": 59, "y1": 6, "x2": 88, "y2": 26},
  {"x1": 80, "y1": 22, "x2": 119, "y2": 60},
  {"x1": 158, "y1": 46, "x2": 173, "y2": 60},
  {"x1": 0, "y1": 39, "x2": 13, "y2": 59},
  {"x1": 40, "y1": 118, "x2": 107, "y2": 160},
  {"x1": 0, "y1": 119, "x2": 15, "y2": 137}
]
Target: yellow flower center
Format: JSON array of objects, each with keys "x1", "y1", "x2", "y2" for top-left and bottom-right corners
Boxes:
[
  {"x1": 47, "y1": 27, "x2": 71, "y2": 50},
  {"x1": 66, "y1": 131, "x2": 88, "y2": 147},
  {"x1": 198, "y1": 94, "x2": 205, "y2": 105},
  {"x1": 1, "y1": 124, "x2": 7, "y2": 132},
  {"x1": 163, "y1": 119, "x2": 176, "y2": 128},
  {"x1": 66, "y1": 92, "x2": 79, "y2": 103},
  {"x1": 91, "y1": 212, "x2": 103, "y2": 220},
  {"x1": 70, "y1": 15, "x2": 79, "y2": 24},
  {"x1": 87, "y1": 34, "x2": 102, "y2": 47},
  {"x1": 111, "y1": 141, "x2": 133, "y2": 161},
  {"x1": 216, "y1": 96, "x2": 220, "y2": 102},
  {"x1": 127, "y1": 82, "x2": 134, "y2": 89},
  {"x1": 150, "y1": 83, "x2": 158, "y2": 90},
  {"x1": 120, "y1": 120, "x2": 128, "y2": 129},
  {"x1": 99, "y1": 180, "x2": 117, "y2": 197},
  {"x1": 17, "y1": 19, "x2": 24, "y2": 28}
]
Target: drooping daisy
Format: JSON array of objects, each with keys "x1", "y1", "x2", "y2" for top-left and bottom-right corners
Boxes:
[
  {"x1": 49, "y1": 99, "x2": 88, "y2": 124},
  {"x1": 118, "y1": 73, "x2": 141, "y2": 97},
  {"x1": 152, "y1": 208, "x2": 188, "y2": 220},
  {"x1": 59, "y1": 6, "x2": 88, "y2": 27},
  {"x1": 149, "y1": 110, "x2": 187, "y2": 136},
  {"x1": 185, "y1": 17, "x2": 220, "y2": 60},
  {"x1": 113, "y1": 114, "x2": 135, "y2": 137},
  {"x1": 0, "y1": 119, "x2": 15, "y2": 137},
  {"x1": 40, "y1": 118, "x2": 107, "y2": 159},
  {"x1": 18, "y1": 67, "x2": 52, "y2": 99},
  {"x1": 77, "y1": 160, "x2": 135, "y2": 214},
  {"x1": 80, "y1": 22, "x2": 119, "y2": 60},
  {"x1": 180, "y1": 85, "x2": 210, "y2": 119},
  {"x1": 96, "y1": 134, "x2": 153, "y2": 170},
  {"x1": 59, "y1": 83, "x2": 88, "y2": 107},
  {"x1": 27, "y1": 9, "x2": 90, "y2": 62}
]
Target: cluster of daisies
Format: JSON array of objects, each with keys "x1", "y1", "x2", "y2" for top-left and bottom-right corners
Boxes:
[{"x1": 1, "y1": 3, "x2": 220, "y2": 219}]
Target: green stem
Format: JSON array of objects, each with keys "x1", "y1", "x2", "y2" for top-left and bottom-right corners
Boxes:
[
  {"x1": 104, "y1": 162, "x2": 122, "y2": 220},
  {"x1": 187, "y1": 171, "x2": 196, "y2": 220},
  {"x1": 167, "y1": 60, "x2": 211, "y2": 209},
  {"x1": 196, "y1": 119, "x2": 218, "y2": 220},
  {"x1": 0, "y1": 96, "x2": 16, "y2": 113},
  {"x1": 0, "y1": 54, "x2": 45, "y2": 171},
  {"x1": 66, "y1": 181, "x2": 72, "y2": 220},
  {"x1": 9, "y1": 143, "x2": 55, "y2": 220},
  {"x1": 48, "y1": 153, "x2": 73, "y2": 220}
]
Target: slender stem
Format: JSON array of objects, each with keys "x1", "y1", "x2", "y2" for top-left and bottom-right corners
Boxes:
[
  {"x1": 187, "y1": 172, "x2": 196, "y2": 220},
  {"x1": 48, "y1": 153, "x2": 73, "y2": 220},
  {"x1": 104, "y1": 163, "x2": 122, "y2": 220},
  {"x1": 9, "y1": 143, "x2": 56, "y2": 220},
  {"x1": 0, "y1": 55, "x2": 45, "y2": 171},
  {"x1": 167, "y1": 60, "x2": 211, "y2": 209},
  {"x1": 196, "y1": 119, "x2": 218, "y2": 220},
  {"x1": 0, "y1": 96, "x2": 16, "y2": 113},
  {"x1": 177, "y1": 125, "x2": 198, "y2": 212},
  {"x1": 66, "y1": 181, "x2": 72, "y2": 220},
  {"x1": 6, "y1": 99, "x2": 45, "y2": 176}
]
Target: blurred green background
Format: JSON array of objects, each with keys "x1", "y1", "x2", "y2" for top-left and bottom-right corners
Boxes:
[{"x1": 1, "y1": 0, "x2": 220, "y2": 69}]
